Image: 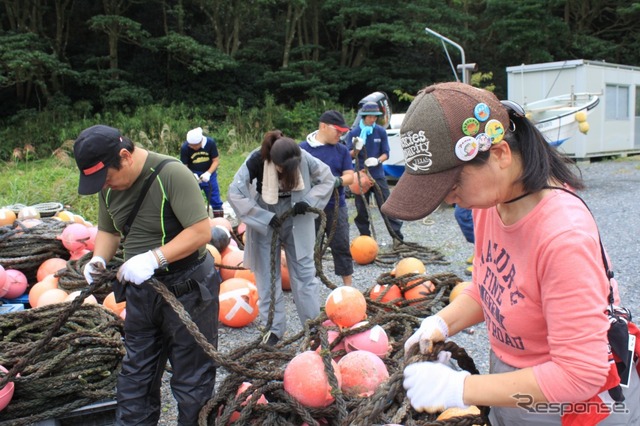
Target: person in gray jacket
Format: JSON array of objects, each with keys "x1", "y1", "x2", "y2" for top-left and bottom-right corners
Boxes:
[{"x1": 227, "y1": 130, "x2": 334, "y2": 345}]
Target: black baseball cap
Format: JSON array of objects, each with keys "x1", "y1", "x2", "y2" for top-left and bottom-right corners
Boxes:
[
  {"x1": 319, "y1": 110, "x2": 349, "y2": 132},
  {"x1": 73, "y1": 125, "x2": 124, "y2": 195}
]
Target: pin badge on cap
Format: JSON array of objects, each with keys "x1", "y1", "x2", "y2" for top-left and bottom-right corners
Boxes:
[
  {"x1": 462, "y1": 117, "x2": 480, "y2": 136},
  {"x1": 474, "y1": 103, "x2": 491, "y2": 122},
  {"x1": 455, "y1": 136, "x2": 478, "y2": 161},
  {"x1": 475, "y1": 133, "x2": 492, "y2": 152},
  {"x1": 485, "y1": 119, "x2": 505, "y2": 144}
]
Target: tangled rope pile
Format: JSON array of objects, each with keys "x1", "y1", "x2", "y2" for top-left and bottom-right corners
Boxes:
[
  {"x1": 0, "y1": 218, "x2": 69, "y2": 283},
  {"x1": 0, "y1": 300, "x2": 124, "y2": 425}
]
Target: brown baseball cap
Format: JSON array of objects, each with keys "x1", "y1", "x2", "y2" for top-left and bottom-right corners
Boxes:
[{"x1": 381, "y1": 82, "x2": 509, "y2": 221}]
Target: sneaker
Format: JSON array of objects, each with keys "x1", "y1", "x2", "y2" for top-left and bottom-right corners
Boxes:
[
  {"x1": 262, "y1": 331, "x2": 280, "y2": 346},
  {"x1": 466, "y1": 255, "x2": 474, "y2": 265},
  {"x1": 465, "y1": 265, "x2": 473, "y2": 276}
]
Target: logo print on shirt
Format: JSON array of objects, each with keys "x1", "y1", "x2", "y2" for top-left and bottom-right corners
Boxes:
[{"x1": 401, "y1": 130, "x2": 432, "y2": 172}]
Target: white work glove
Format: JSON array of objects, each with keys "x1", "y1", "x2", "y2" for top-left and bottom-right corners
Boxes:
[
  {"x1": 83, "y1": 256, "x2": 106, "y2": 284},
  {"x1": 117, "y1": 250, "x2": 158, "y2": 285},
  {"x1": 364, "y1": 157, "x2": 379, "y2": 167},
  {"x1": 201, "y1": 171, "x2": 211, "y2": 183},
  {"x1": 352, "y1": 137, "x2": 364, "y2": 151},
  {"x1": 193, "y1": 173, "x2": 200, "y2": 181},
  {"x1": 403, "y1": 361, "x2": 470, "y2": 413},
  {"x1": 404, "y1": 315, "x2": 449, "y2": 355}
]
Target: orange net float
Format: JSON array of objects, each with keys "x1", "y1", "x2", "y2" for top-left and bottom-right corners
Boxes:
[
  {"x1": 349, "y1": 235, "x2": 379, "y2": 265},
  {"x1": 218, "y1": 278, "x2": 259, "y2": 328},
  {"x1": 368, "y1": 283, "x2": 402, "y2": 305},
  {"x1": 325, "y1": 286, "x2": 367, "y2": 328},
  {"x1": 28, "y1": 275, "x2": 59, "y2": 308},
  {"x1": 102, "y1": 291, "x2": 126, "y2": 316},
  {"x1": 36, "y1": 258, "x2": 67, "y2": 282},
  {"x1": 2, "y1": 269, "x2": 28, "y2": 299},
  {"x1": 218, "y1": 382, "x2": 268, "y2": 424},
  {"x1": 316, "y1": 319, "x2": 346, "y2": 362},
  {"x1": 337, "y1": 350, "x2": 389, "y2": 397},
  {"x1": 0, "y1": 208, "x2": 16, "y2": 227},
  {"x1": 0, "y1": 365, "x2": 15, "y2": 412},
  {"x1": 348, "y1": 170, "x2": 373, "y2": 195},
  {"x1": 283, "y1": 351, "x2": 342, "y2": 408},
  {"x1": 36, "y1": 288, "x2": 69, "y2": 307},
  {"x1": 220, "y1": 250, "x2": 245, "y2": 282},
  {"x1": 343, "y1": 321, "x2": 390, "y2": 358}
]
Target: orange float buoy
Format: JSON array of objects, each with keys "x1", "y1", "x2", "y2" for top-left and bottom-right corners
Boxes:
[
  {"x1": 349, "y1": 235, "x2": 378, "y2": 265},
  {"x1": 395, "y1": 257, "x2": 426, "y2": 276},
  {"x1": 17, "y1": 206, "x2": 40, "y2": 220},
  {"x1": 316, "y1": 319, "x2": 346, "y2": 362},
  {"x1": 28, "y1": 275, "x2": 59, "y2": 307},
  {"x1": 348, "y1": 170, "x2": 373, "y2": 195},
  {"x1": 220, "y1": 250, "x2": 245, "y2": 282},
  {"x1": 449, "y1": 281, "x2": 472, "y2": 303},
  {"x1": 36, "y1": 288, "x2": 69, "y2": 307},
  {"x1": 0, "y1": 365, "x2": 15, "y2": 412},
  {"x1": 64, "y1": 291, "x2": 98, "y2": 304},
  {"x1": 36, "y1": 258, "x2": 67, "y2": 282},
  {"x1": 325, "y1": 286, "x2": 367, "y2": 328},
  {"x1": 3, "y1": 269, "x2": 28, "y2": 299},
  {"x1": 206, "y1": 244, "x2": 222, "y2": 269},
  {"x1": 55, "y1": 210, "x2": 75, "y2": 222},
  {"x1": 343, "y1": 321, "x2": 390, "y2": 358},
  {"x1": 368, "y1": 284, "x2": 402, "y2": 305},
  {"x1": 103, "y1": 292, "x2": 126, "y2": 316},
  {"x1": 0, "y1": 208, "x2": 16, "y2": 227},
  {"x1": 218, "y1": 278, "x2": 259, "y2": 328},
  {"x1": 283, "y1": 351, "x2": 342, "y2": 408},
  {"x1": 57, "y1": 223, "x2": 91, "y2": 253},
  {"x1": 338, "y1": 350, "x2": 389, "y2": 397},
  {"x1": 234, "y1": 268, "x2": 256, "y2": 283},
  {"x1": 223, "y1": 382, "x2": 268, "y2": 424},
  {"x1": 0, "y1": 266, "x2": 6, "y2": 298},
  {"x1": 280, "y1": 250, "x2": 291, "y2": 291},
  {"x1": 403, "y1": 280, "x2": 434, "y2": 305}
]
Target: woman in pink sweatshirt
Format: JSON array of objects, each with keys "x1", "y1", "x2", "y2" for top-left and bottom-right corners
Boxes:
[{"x1": 381, "y1": 82, "x2": 639, "y2": 425}]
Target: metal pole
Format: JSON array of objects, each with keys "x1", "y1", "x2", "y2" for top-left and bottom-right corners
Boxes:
[{"x1": 424, "y1": 27, "x2": 467, "y2": 84}]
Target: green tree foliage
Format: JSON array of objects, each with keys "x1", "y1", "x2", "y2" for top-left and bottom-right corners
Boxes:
[{"x1": 0, "y1": 0, "x2": 639, "y2": 160}]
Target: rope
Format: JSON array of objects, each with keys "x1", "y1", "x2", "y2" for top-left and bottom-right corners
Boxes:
[
  {"x1": 0, "y1": 218, "x2": 69, "y2": 283},
  {"x1": 4, "y1": 202, "x2": 64, "y2": 218}
]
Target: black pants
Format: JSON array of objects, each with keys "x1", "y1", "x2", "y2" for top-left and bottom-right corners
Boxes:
[
  {"x1": 354, "y1": 176, "x2": 403, "y2": 240},
  {"x1": 116, "y1": 254, "x2": 220, "y2": 425}
]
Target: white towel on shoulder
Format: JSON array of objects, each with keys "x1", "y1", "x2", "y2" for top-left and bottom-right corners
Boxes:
[{"x1": 262, "y1": 160, "x2": 305, "y2": 205}]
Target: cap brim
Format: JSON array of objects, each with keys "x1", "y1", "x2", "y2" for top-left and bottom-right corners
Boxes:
[
  {"x1": 78, "y1": 167, "x2": 108, "y2": 195},
  {"x1": 334, "y1": 125, "x2": 349, "y2": 132},
  {"x1": 382, "y1": 167, "x2": 462, "y2": 221}
]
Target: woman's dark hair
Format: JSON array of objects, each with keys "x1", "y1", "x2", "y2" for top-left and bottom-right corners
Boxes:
[
  {"x1": 472, "y1": 108, "x2": 584, "y2": 191},
  {"x1": 261, "y1": 130, "x2": 301, "y2": 191},
  {"x1": 108, "y1": 136, "x2": 135, "y2": 170}
]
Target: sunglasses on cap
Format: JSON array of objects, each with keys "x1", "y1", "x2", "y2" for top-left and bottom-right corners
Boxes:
[{"x1": 500, "y1": 100, "x2": 526, "y2": 118}]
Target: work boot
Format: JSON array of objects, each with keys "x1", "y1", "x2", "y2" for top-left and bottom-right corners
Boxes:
[
  {"x1": 212, "y1": 210, "x2": 225, "y2": 218},
  {"x1": 262, "y1": 331, "x2": 279, "y2": 346}
]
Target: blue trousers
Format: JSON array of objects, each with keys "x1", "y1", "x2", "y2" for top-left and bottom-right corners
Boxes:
[
  {"x1": 454, "y1": 205, "x2": 474, "y2": 244},
  {"x1": 197, "y1": 173, "x2": 223, "y2": 210}
]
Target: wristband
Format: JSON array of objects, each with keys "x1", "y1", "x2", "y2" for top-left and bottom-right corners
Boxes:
[{"x1": 154, "y1": 248, "x2": 168, "y2": 268}]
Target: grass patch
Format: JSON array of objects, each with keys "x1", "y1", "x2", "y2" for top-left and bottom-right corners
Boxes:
[{"x1": 0, "y1": 150, "x2": 251, "y2": 224}]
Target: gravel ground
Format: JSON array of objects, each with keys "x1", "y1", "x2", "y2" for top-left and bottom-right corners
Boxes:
[{"x1": 157, "y1": 155, "x2": 640, "y2": 424}]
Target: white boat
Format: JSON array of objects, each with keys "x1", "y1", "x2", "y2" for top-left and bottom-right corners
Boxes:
[
  {"x1": 525, "y1": 92, "x2": 600, "y2": 147},
  {"x1": 384, "y1": 93, "x2": 600, "y2": 178},
  {"x1": 383, "y1": 113, "x2": 406, "y2": 179}
]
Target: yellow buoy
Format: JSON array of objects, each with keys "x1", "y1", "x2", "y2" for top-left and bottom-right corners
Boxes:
[
  {"x1": 575, "y1": 110, "x2": 587, "y2": 123},
  {"x1": 579, "y1": 121, "x2": 590, "y2": 134}
]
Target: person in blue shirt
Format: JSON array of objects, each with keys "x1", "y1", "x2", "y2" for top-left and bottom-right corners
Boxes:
[
  {"x1": 301, "y1": 110, "x2": 355, "y2": 285},
  {"x1": 454, "y1": 205, "x2": 475, "y2": 275},
  {"x1": 180, "y1": 127, "x2": 224, "y2": 217},
  {"x1": 347, "y1": 101, "x2": 404, "y2": 243}
]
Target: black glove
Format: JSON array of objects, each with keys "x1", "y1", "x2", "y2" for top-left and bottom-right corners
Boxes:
[
  {"x1": 293, "y1": 201, "x2": 310, "y2": 216},
  {"x1": 334, "y1": 177, "x2": 343, "y2": 188},
  {"x1": 269, "y1": 215, "x2": 281, "y2": 229}
]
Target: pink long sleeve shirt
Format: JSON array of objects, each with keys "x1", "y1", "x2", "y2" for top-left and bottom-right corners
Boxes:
[{"x1": 465, "y1": 189, "x2": 616, "y2": 402}]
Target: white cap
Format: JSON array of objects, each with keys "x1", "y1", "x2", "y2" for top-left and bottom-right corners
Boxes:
[{"x1": 186, "y1": 127, "x2": 204, "y2": 145}]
